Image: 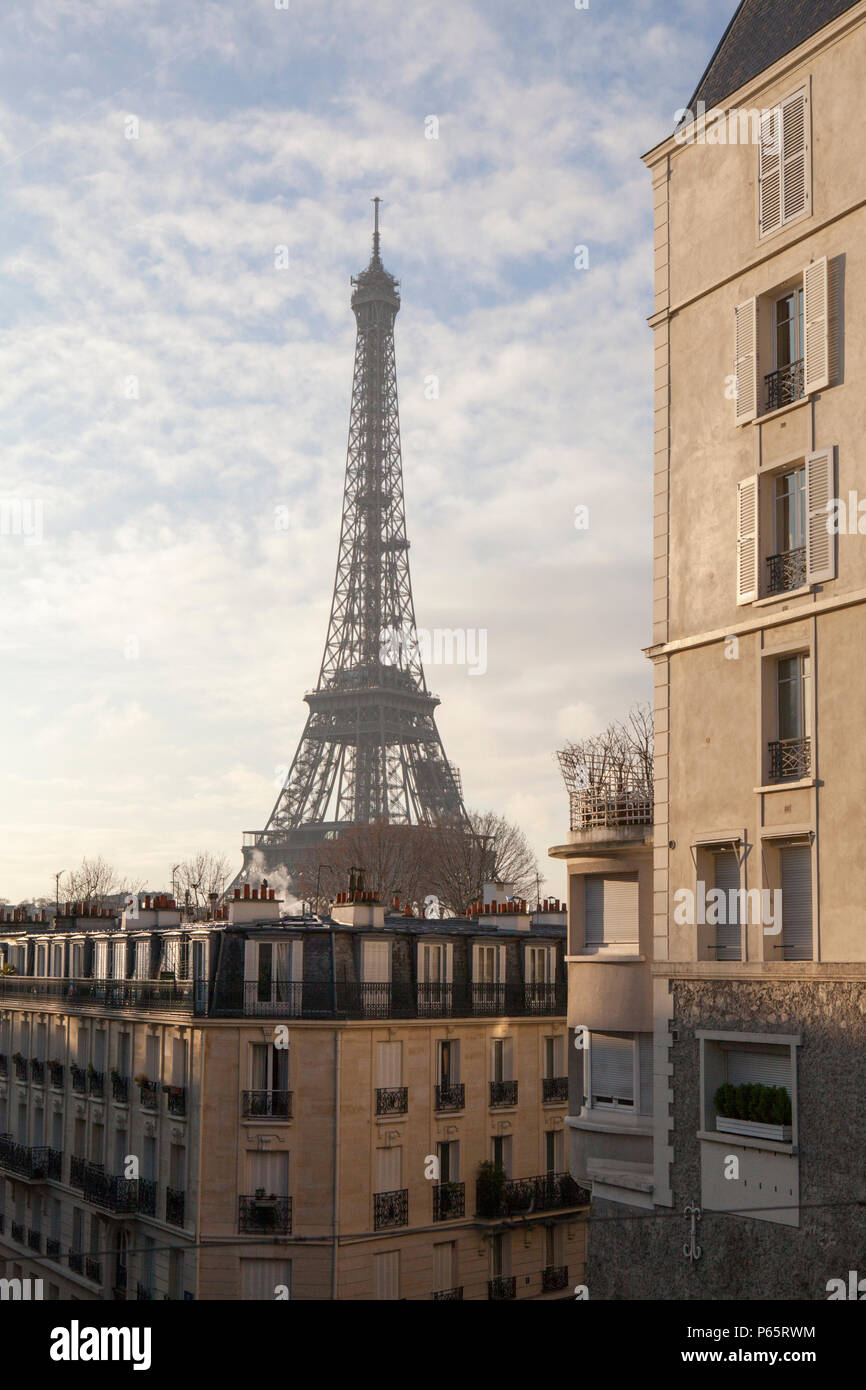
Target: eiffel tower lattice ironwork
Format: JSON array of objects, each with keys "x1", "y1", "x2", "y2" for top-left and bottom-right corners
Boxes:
[{"x1": 243, "y1": 200, "x2": 469, "y2": 877}]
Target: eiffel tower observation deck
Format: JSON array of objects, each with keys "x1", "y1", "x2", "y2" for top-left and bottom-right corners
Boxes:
[{"x1": 241, "y1": 200, "x2": 469, "y2": 882}]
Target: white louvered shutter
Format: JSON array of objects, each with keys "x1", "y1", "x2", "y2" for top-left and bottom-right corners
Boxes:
[
  {"x1": 362, "y1": 939, "x2": 391, "y2": 982},
  {"x1": 713, "y1": 850, "x2": 741, "y2": 957},
  {"x1": 734, "y1": 299, "x2": 758, "y2": 423},
  {"x1": 803, "y1": 256, "x2": 829, "y2": 393},
  {"x1": 590, "y1": 1034, "x2": 634, "y2": 1104},
  {"x1": 726, "y1": 1047, "x2": 790, "y2": 1093},
  {"x1": 241, "y1": 1259, "x2": 290, "y2": 1300},
  {"x1": 737, "y1": 476, "x2": 760, "y2": 603},
  {"x1": 781, "y1": 845, "x2": 813, "y2": 960},
  {"x1": 375, "y1": 1146, "x2": 402, "y2": 1193},
  {"x1": 805, "y1": 448, "x2": 836, "y2": 584},
  {"x1": 584, "y1": 876, "x2": 639, "y2": 946},
  {"x1": 373, "y1": 1251, "x2": 400, "y2": 1300},
  {"x1": 376, "y1": 1041, "x2": 402, "y2": 1089},
  {"x1": 759, "y1": 107, "x2": 782, "y2": 236},
  {"x1": 433, "y1": 1243, "x2": 455, "y2": 1293},
  {"x1": 781, "y1": 90, "x2": 808, "y2": 223}
]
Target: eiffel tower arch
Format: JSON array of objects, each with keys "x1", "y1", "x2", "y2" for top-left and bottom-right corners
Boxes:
[{"x1": 240, "y1": 201, "x2": 469, "y2": 885}]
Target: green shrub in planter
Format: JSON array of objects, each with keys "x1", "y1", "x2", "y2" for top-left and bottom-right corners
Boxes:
[
  {"x1": 476, "y1": 1160, "x2": 506, "y2": 1218},
  {"x1": 714, "y1": 1083, "x2": 736, "y2": 1118},
  {"x1": 714, "y1": 1081, "x2": 791, "y2": 1126}
]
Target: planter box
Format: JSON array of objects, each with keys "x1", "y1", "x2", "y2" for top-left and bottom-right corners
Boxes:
[{"x1": 716, "y1": 1116, "x2": 791, "y2": 1141}]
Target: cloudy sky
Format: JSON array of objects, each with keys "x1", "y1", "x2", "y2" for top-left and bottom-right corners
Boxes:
[{"x1": 0, "y1": 0, "x2": 725, "y2": 903}]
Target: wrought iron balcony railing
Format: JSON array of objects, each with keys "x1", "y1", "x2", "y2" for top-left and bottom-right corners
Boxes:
[
  {"x1": 416, "y1": 983, "x2": 453, "y2": 1016},
  {"x1": 0, "y1": 977, "x2": 196, "y2": 1014},
  {"x1": 542, "y1": 1076, "x2": 568, "y2": 1103},
  {"x1": 112, "y1": 1073, "x2": 129, "y2": 1103},
  {"x1": 30, "y1": 1058, "x2": 44, "y2": 1085},
  {"x1": 164, "y1": 1085, "x2": 186, "y2": 1115},
  {"x1": 0, "y1": 1135, "x2": 62, "y2": 1181},
  {"x1": 89, "y1": 1069, "x2": 105, "y2": 1097},
  {"x1": 86, "y1": 1256, "x2": 102, "y2": 1283},
  {"x1": 766, "y1": 546, "x2": 807, "y2": 595},
  {"x1": 434, "y1": 1082, "x2": 465, "y2": 1112},
  {"x1": 27, "y1": 1227, "x2": 42, "y2": 1252},
  {"x1": 765, "y1": 358, "x2": 804, "y2": 412},
  {"x1": 433, "y1": 1181, "x2": 465, "y2": 1222},
  {"x1": 71, "y1": 1066, "x2": 87, "y2": 1094},
  {"x1": 433, "y1": 1286, "x2": 464, "y2": 1300},
  {"x1": 242, "y1": 1089, "x2": 293, "y2": 1119},
  {"x1": 138, "y1": 1179, "x2": 157, "y2": 1216},
  {"x1": 238, "y1": 1194, "x2": 292, "y2": 1234},
  {"x1": 542, "y1": 1264, "x2": 569, "y2": 1292},
  {"x1": 476, "y1": 1171, "x2": 589, "y2": 1220},
  {"x1": 46, "y1": 1237, "x2": 61, "y2": 1260},
  {"x1": 68, "y1": 1249, "x2": 84, "y2": 1273},
  {"x1": 166, "y1": 1187, "x2": 185, "y2": 1227},
  {"x1": 235, "y1": 979, "x2": 565, "y2": 1021},
  {"x1": 70, "y1": 1155, "x2": 86, "y2": 1189},
  {"x1": 376, "y1": 1086, "x2": 408, "y2": 1116},
  {"x1": 139, "y1": 1081, "x2": 159, "y2": 1109},
  {"x1": 490, "y1": 1080, "x2": 518, "y2": 1108},
  {"x1": 374, "y1": 1188, "x2": 408, "y2": 1230},
  {"x1": 14, "y1": 1055, "x2": 27, "y2": 1080},
  {"x1": 11, "y1": 1220, "x2": 25, "y2": 1243},
  {"x1": 488, "y1": 1276, "x2": 516, "y2": 1300},
  {"x1": 83, "y1": 1164, "x2": 141, "y2": 1213},
  {"x1": 49, "y1": 1062, "x2": 64, "y2": 1088},
  {"x1": 768, "y1": 736, "x2": 811, "y2": 781}
]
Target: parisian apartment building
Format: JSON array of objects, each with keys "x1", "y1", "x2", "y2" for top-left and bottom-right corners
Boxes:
[
  {"x1": 556, "y1": 0, "x2": 866, "y2": 1299},
  {"x1": 0, "y1": 881, "x2": 585, "y2": 1300}
]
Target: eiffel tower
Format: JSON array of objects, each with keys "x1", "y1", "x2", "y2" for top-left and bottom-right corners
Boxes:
[{"x1": 241, "y1": 200, "x2": 469, "y2": 881}]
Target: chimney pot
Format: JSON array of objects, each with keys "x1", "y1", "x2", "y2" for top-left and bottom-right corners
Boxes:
[{"x1": 243, "y1": 884, "x2": 250, "y2": 900}]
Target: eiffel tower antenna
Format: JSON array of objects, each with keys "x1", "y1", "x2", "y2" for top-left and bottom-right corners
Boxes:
[{"x1": 240, "y1": 201, "x2": 469, "y2": 881}]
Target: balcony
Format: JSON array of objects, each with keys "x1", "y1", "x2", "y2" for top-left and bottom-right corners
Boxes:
[
  {"x1": 416, "y1": 983, "x2": 453, "y2": 1017},
  {"x1": 375, "y1": 1086, "x2": 408, "y2": 1116},
  {"x1": 83, "y1": 1164, "x2": 141, "y2": 1213},
  {"x1": 238, "y1": 1194, "x2": 293, "y2": 1234},
  {"x1": 434, "y1": 1083, "x2": 465, "y2": 1112},
  {"x1": 46, "y1": 1237, "x2": 61, "y2": 1260},
  {"x1": 85, "y1": 1256, "x2": 102, "y2": 1284},
  {"x1": 69, "y1": 1249, "x2": 84, "y2": 1273},
  {"x1": 30, "y1": 1058, "x2": 44, "y2": 1085},
  {"x1": 567, "y1": 784, "x2": 652, "y2": 833},
  {"x1": 476, "y1": 1171, "x2": 588, "y2": 1220},
  {"x1": 0, "y1": 976, "x2": 196, "y2": 1014},
  {"x1": 542, "y1": 1076, "x2": 568, "y2": 1103},
  {"x1": 111, "y1": 1073, "x2": 129, "y2": 1103},
  {"x1": 766, "y1": 547, "x2": 807, "y2": 595},
  {"x1": 488, "y1": 1276, "x2": 516, "y2": 1300},
  {"x1": 374, "y1": 1188, "x2": 408, "y2": 1230},
  {"x1": 166, "y1": 1187, "x2": 185, "y2": 1227},
  {"x1": 0, "y1": 1135, "x2": 62, "y2": 1181},
  {"x1": 542, "y1": 1265, "x2": 569, "y2": 1293},
  {"x1": 242, "y1": 1089, "x2": 293, "y2": 1120},
  {"x1": 490, "y1": 1080, "x2": 518, "y2": 1108},
  {"x1": 769, "y1": 737, "x2": 811, "y2": 782},
  {"x1": 14, "y1": 1055, "x2": 27, "y2": 1081},
  {"x1": 89, "y1": 1068, "x2": 105, "y2": 1098},
  {"x1": 433, "y1": 1287, "x2": 464, "y2": 1300},
  {"x1": 164, "y1": 1085, "x2": 186, "y2": 1116},
  {"x1": 433, "y1": 1182, "x2": 465, "y2": 1222},
  {"x1": 70, "y1": 1155, "x2": 86, "y2": 1190},
  {"x1": 49, "y1": 1062, "x2": 64, "y2": 1088},
  {"x1": 235, "y1": 979, "x2": 564, "y2": 1022},
  {"x1": 138, "y1": 1080, "x2": 159, "y2": 1109},
  {"x1": 11, "y1": 1220, "x2": 24, "y2": 1243},
  {"x1": 27, "y1": 1228, "x2": 42, "y2": 1252},
  {"x1": 472, "y1": 983, "x2": 505, "y2": 1017},
  {"x1": 71, "y1": 1066, "x2": 87, "y2": 1094},
  {"x1": 138, "y1": 1179, "x2": 157, "y2": 1216},
  {"x1": 765, "y1": 358, "x2": 804, "y2": 412}
]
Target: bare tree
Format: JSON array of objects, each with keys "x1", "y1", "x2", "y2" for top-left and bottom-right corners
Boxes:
[
  {"x1": 425, "y1": 810, "x2": 539, "y2": 916},
  {"x1": 296, "y1": 823, "x2": 434, "y2": 913},
  {"x1": 556, "y1": 701, "x2": 653, "y2": 829},
  {"x1": 63, "y1": 856, "x2": 145, "y2": 907},
  {"x1": 175, "y1": 851, "x2": 232, "y2": 910}
]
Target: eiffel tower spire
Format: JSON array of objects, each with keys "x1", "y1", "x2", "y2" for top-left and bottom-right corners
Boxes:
[{"x1": 243, "y1": 202, "x2": 468, "y2": 877}]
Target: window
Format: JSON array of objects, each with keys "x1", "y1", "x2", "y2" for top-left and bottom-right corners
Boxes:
[
  {"x1": 169, "y1": 1250, "x2": 185, "y2": 1301},
  {"x1": 545, "y1": 1129, "x2": 563, "y2": 1172},
  {"x1": 433, "y1": 1241, "x2": 457, "y2": 1295},
  {"x1": 490, "y1": 1037, "x2": 513, "y2": 1084},
  {"x1": 417, "y1": 942, "x2": 452, "y2": 1014},
  {"x1": 436, "y1": 1140, "x2": 459, "y2": 1183},
  {"x1": 712, "y1": 850, "x2": 741, "y2": 961},
  {"x1": 373, "y1": 1251, "x2": 400, "y2": 1300},
  {"x1": 436, "y1": 1039, "x2": 460, "y2": 1090},
  {"x1": 376, "y1": 1041, "x2": 402, "y2": 1090},
  {"x1": 770, "y1": 654, "x2": 811, "y2": 781},
  {"x1": 375, "y1": 1146, "x2": 402, "y2": 1195},
  {"x1": 241, "y1": 1258, "x2": 291, "y2": 1300},
  {"x1": 738, "y1": 449, "x2": 834, "y2": 602},
  {"x1": 472, "y1": 943, "x2": 505, "y2": 1014},
  {"x1": 248, "y1": 1151, "x2": 288, "y2": 1198},
  {"x1": 584, "y1": 875, "x2": 639, "y2": 949},
  {"x1": 111, "y1": 941, "x2": 126, "y2": 980},
  {"x1": 759, "y1": 88, "x2": 808, "y2": 238},
  {"x1": 543, "y1": 1035, "x2": 563, "y2": 1079},
  {"x1": 733, "y1": 257, "x2": 828, "y2": 425},
  {"x1": 252, "y1": 940, "x2": 302, "y2": 1015},
  {"x1": 589, "y1": 1033, "x2": 634, "y2": 1109},
  {"x1": 490, "y1": 1135, "x2": 512, "y2": 1177},
  {"x1": 780, "y1": 845, "x2": 813, "y2": 961}
]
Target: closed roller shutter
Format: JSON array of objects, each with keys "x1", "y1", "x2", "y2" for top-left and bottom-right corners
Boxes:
[
  {"x1": 585, "y1": 875, "x2": 639, "y2": 946},
  {"x1": 781, "y1": 845, "x2": 812, "y2": 960},
  {"x1": 714, "y1": 850, "x2": 741, "y2": 958},
  {"x1": 591, "y1": 1033, "x2": 634, "y2": 1105},
  {"x1": 726, "y1": 1047, "x2": 790, "y2": 1094}
]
